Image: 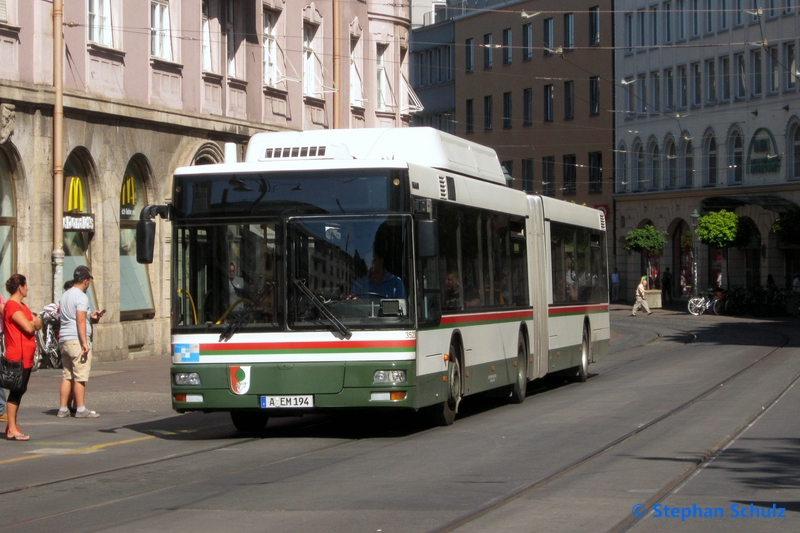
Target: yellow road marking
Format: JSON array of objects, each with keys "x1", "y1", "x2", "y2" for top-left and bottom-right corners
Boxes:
[{"x1": 0, "y1": 435, "x2": 155, "y2": 465}]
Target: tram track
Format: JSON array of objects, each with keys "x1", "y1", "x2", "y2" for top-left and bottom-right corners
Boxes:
[
  {"x1": 429, "y1": 323, "x2": 795, "y2": 533},
  {"x1": 0, "y1": 320, "x2": 793, "y2": 532}
]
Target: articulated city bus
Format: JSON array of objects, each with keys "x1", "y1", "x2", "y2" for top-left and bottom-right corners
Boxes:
[{"x1": 136, "y1": 128, "x2": 609, "y2": 431}]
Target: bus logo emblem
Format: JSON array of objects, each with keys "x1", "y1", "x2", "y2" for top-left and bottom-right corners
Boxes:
[{"x1": 230, "y1": 366, "x2": 251, "y2": 395}]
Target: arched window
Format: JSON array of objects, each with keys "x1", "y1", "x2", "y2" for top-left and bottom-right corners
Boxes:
[
  {"x1": 616, "y1": 144, "x2": 627, "y2": 192},
  {"x1": 729, "y1": 132, "x2": 743, "y2": 184},
  {"x1": 791, "y1": 122, "x2": 800, "y2": 180},
  {"x1": 648, "y1": 140, "x2": 661, "y2": 190},
  {"x1": 682, "y1": 139, "x2": 694, "y2": 187},
  {"x1": 635, "y1": 144, "x2": 645, "y2": 191},
  {"x1": 0, "y1": 149, "x2": 17, "y2": 285},
  {"x1": 665, "y1": 138, "x2": 677, "y2": 188},
  {"x1": 704, "y1": 135, "x2": 717, "y2": 185},
  {"x1": 64, "y1": 151, "x2": 97, "y2": 306},
  {"x1": 120, "y1": 158, "x2": 155, "y2": 319}
]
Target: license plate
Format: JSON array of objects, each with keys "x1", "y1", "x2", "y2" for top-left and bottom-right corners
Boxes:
[{"x1": 260, "y1": 395, "x2": 314, "y2": 408}]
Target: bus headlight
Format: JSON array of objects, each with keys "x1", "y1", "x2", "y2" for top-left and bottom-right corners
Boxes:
[
  {"x1": 174, "y1": 372, "x2": 201, "y2": 386},
  {"x1": 373, "y1": 370, "x2": 406, "y2": 384}
]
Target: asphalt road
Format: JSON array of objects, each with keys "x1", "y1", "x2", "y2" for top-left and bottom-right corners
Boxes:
[{"x1": 2, "y1": 305, "x2": 800, "y2": 532}]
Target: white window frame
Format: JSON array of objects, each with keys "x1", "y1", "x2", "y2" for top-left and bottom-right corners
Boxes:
[
  {"x1": 376, "y1": 44, "x2": 388, "y2": 111},
  {"x1": 303, "y1": 23, "x2": 322, "y2": 97},
  {"x1": 150, "y1": 0, "x2": 172, "y2": 61},
  {"x1": 202, "y1": 1, "x2": 213, "y2": 72},
  {"x1": 89, "y1": 0, "x2": 114, "y2": 48},
  {"x1": 785, "y1": 42, "x2": 797, "y2": 90},
  {"x1": 350, "y1": 36, "x2": 365, "y2": 106},
  {"x1": 768, "y1": 45, "x2": 779, "y2": 93},
  {"x1": 736, "y1": 53, "x2": 747, "y2": 98},
  {"x1": 263, "y1": 10, "x2": 281, "y2": 87},
  {"x1": 0, "y1": 0, "x2": 7, "y2": 23}
]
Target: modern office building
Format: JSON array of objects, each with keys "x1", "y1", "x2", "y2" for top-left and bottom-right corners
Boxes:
[
  {"x1": 614, "y1": 0, "x2": 800, "y2": 298},
  {"x1": 0, "y1": 0, "x2": 415, "y2": 360}
]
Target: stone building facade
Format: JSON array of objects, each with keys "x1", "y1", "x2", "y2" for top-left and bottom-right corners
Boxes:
[
  {"x1": 615, "y1": 0, "x2": 800, "y2": 301},
  {"x1": 0, "y1": 0, "x2": 415, "y2": 361}
]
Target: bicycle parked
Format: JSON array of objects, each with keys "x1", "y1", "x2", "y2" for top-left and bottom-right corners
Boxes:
[
  {"x1": 688, "y1": 288, "x2": 725, "y2": 316},
  {"x1": 34, "y1": 303, "x2": 62, "y2": 369}
]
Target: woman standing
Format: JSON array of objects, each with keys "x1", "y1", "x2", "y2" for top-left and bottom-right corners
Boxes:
[{"x1": 3, "y1": 274, "x2": 41, "y2": 440}]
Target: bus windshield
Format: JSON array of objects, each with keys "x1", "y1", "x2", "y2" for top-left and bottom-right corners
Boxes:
[{"x1": 172, "y1": 215, "x2": 414, "y2": 335}]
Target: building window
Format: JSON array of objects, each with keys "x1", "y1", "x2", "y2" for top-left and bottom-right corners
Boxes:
[
  {"x1": 786, "y1": 42, "x2": 797, "y2": 90},
  {"x1": 543, "y1": 18, "x2": 554, "y2": 55},
  {"x1": 649, "y1": 141, "x2": 661, "y2": 189},
  {"x1": 150, "y1": 0, "x2": 172, "y2": 60},
  {"x1": 720, "y1": 56, "x2": 731, "y2": 100},
  {"x1": 734, "y1": 0, "x2": 744, "y2": 26},
  {"x1": 651, "y1": 71, "x2": 661, "y2": 112},
  {"x1": 703, "y1": 0, "x2": 714, "y2": 33},
  {"x1": 202, "y1": 1, "x2": 214, "y2": 72},
  {"x1": 503, "y1": 92, "x2": 512, "y2": 128},
  {"x1": 522, "y1": 159, "x2": 534, "y2": 193},
  {"x1": 466, "y1": 99, "x2": 474, "y2": 133},
  {"x1": 706, "y1": 59, "x2": 716, "y2": 102},
  {"x1": 637, "y1": 10, "x2": 646, "y2": 48},
  {"x1": 705, "y1": 135, "x2": 718, "y2": 185},
  {"x1": 638, "y1": 74, "x2": 647, "y2": 114},
  {"x1": 120, "y1": 159, "x2": 155, "y2": 318},
  {"x1": 483, "y1": 33, "x2": 493, "y2": 68},
  {"x1": 542, "y1": 156, "x2": 555, "y2": 196},
  {"x1": 303, "y1": 23, "x2": 321, "y2": 97},
  {"x1": 664, "y1": 1, "x2": 673, "y2": 42},
  {"x1": 616, "y1": 145, "x2": 628, "y2": 192},
  {"x1": 502, "y1": 28, "x2": 512, "y2": 64},
  {"x1": 736, "y1": 52, "x2": 746, "y2": 98},
  {"x1": 563, "y1": 154, "x2": 577, "y2": 195},
  {"x1": 650, "y1": 5, "x2": 659, "y2": 46},
  {"x1": 691, "y1": 0, "x2": 700, "y2": 36},
  {"x1": 719, "y1": 0, "x2": 729, "y2": 29},
  {"x1": 588, "y1": 152, "x2": 602, "y2": 193},
  {"x1": 691, "y1": 62, "x2": 702, "y2": 106},
  {"x1": 665, "y1": 68, "x2": 675, "y2": 109},
  {"x1": 729, "y1": 132, "x2": 743, "y2": 183},
  {"x1": 683, "y1": 140, "x2": 694, "y2": 186},
  {"x1": 89, "y1": 0, "x2": 114, "y2": 48},
  {"x1": 768, "y1": 45, "x2": 779, "y2": 93},
  {"x1": 350, "y1": 36, "x2": 364, "y2": 106},
  {"x1": 590, "y1": 76, "x2": 600, "y2": 115},
  {"x1": 64, "y1": 154, "x2": 97, "y2": 308},
  {"x1": 785, "y1": 0, "x2": 796, "y2": 14},
  {"x1": 751, "y1": 48, "x2": 762, "y2": 96},
  {"x1": 677, "y1": 0, "x2": 686, "y2": 39},
  {"x1": 666, "y1": 139, "x2": 677, "y2": 188},
  {"x1": 522, "y1": 24, "x2": 532, "y2": 60},
  {"x1": 635, "y1": 144, "x2": 646, "y2": 191},
  {"x1": 465, "y1": 38, "x2": 474, "y2": 72},
  {"x1": 523, "y1": 88, "x2": 533, "y2": 125},
  {"x1": 792, "y1": 123, "x2": 800, "y2": 179},
  {"x1": 264, "y1": 10, "x2": 281, "y2": 87},
  {"x1": 484, "y1": 95, "x2": 493, "y2": 130},
  {"x1": 544, "y1": 85, "x2": 554, "y2": 122},
  {"x1": 590, "y1": 7, "x2": 600, "y2": 46},
  {"x1": 625, "y1": 78, "x2": 636, "y2": 116},
  {"x1": 625, "y1": 13, "x2": 633, "y2": 53},
  {"x1": 564, "y1": 81, "x2": 574, "y2": 119},
  {"x1": 679, "y1": 65, "x2": 688, "y2": 107},
  {"x1": 564, "y1": 13, "x2": 574, "y2": 49},
  {"x1": 226, "y1": 0, "x2": 238, "y2": 76},
  {"x1": 376, "y1": 44, "x2": 388, "y2": 111}
]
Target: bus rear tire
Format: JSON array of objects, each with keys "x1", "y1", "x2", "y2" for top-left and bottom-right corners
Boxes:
[
  {"x1": 508, "y1": 332, "x2": 527, "y2": 404},
  {"x1": 572, "y1": 328, "x2": 589, "y2": 383},
  {"x1": 230, "y1": 410, "x2": 269, "y2": 432}
]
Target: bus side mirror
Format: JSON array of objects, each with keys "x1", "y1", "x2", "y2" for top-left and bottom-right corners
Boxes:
[
  {"x1": 416, "y1": 219, "x2": 439, "y2": 258},
  {"x1": 136, "y1": 219, "x2": 156, "y2": 264}
]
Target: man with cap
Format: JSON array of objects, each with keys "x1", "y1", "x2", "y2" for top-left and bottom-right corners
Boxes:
[{"x1": 57, "y1": 265, "x2": 103, "y2": 418}]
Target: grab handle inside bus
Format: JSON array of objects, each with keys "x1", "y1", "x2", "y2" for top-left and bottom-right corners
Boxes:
[{"x1": 416, "y1": 219, "x2": 439, "y2": 258}]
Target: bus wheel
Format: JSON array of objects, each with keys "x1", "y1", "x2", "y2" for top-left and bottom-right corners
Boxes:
[
  {"x1": 508, "y1": 333, "x2": 527, "y2": 404},
  {"x1": 430, "y1": 345, "x2": 461, "y2": 426},
  {"x1": 572, "y1": 327, "x2": 590, "y2": 383},
  {"x1": 230, "y1": 410, "x2": 269, "y2": 432}
]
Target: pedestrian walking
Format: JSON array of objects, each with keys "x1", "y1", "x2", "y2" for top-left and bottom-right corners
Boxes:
[
  {"x1": 57, "y1": 266, "x2": 103, "y2": 418},
  {"x1": 0, "y1": 293, "x2": 6, "y2": 423},
  {"x1": 610, "y1": 268, "x2": 621, "y2": 302},
  {"x1": 631, "y1": 276, "x2": 652, "y2": 317},
  {"x1": 3, "y1": 274, "x2": 42, "y2": 440},
  {"x1": 661, "y1": 267, "x2": 673, "y2": 306}
]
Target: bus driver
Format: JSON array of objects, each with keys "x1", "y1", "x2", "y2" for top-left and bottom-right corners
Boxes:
[{"x1": 350, "y1": 246, "x2": 406, "y2": 299}]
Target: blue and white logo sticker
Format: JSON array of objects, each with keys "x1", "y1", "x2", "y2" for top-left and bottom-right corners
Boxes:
[{"x1": 173, "y1": 343, "x2": 200, "y2": 363}]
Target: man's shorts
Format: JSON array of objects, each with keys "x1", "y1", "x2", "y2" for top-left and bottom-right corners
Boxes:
[{"x1": 60, "y1": 340, "x2": 92, "y2": 382}]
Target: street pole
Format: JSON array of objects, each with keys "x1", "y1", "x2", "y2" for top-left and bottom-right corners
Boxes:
[
  {"x1": 691, "y1": 209, "x2": 700, "y2": 298},
  {"x1": 52, "y1": 0, "x2": 64, "y2": 304}
]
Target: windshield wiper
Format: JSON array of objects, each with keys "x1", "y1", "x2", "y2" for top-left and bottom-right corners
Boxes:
[
  {"x1": 219, "y1": 282, "x2": 277, "y2": 342},
  {"x1": 292, "y1": 278, "x2": 352, "y2": 340}
]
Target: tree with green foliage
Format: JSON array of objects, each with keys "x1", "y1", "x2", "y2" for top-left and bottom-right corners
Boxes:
[
  {"x1": 624, "y1": 225, "x2": 667, "y2": 284},
  {"x1": 695, "y1": 210, "x2": 738, "y2": 289},
  {"x1": 772, "y1": 206, "x2": 800, "y2": 247}
]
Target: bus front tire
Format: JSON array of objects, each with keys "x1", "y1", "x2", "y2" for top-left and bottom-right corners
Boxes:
[
  {"x1": 230, "y1": 410, "x2": 269, "y2": 432},
  {"x1": 429, "y1": 345, "x2": 461, "y2": 426}
]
